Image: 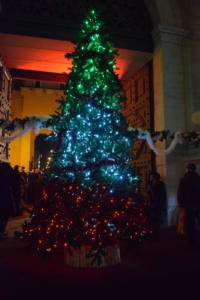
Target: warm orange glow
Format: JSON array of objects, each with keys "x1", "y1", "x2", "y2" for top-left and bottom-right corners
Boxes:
[{"x1": 0, "y1": 33, "x2": 152, "y2": 80}]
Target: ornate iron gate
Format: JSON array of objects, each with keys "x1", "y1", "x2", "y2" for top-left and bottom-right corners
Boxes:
[{"x1": 122, "y1": 61, "x2": 154, "y2": 192}]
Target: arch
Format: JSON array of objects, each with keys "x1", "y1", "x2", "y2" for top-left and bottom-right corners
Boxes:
[
  {"x1": 34, "y1": 133, "x2": 56, "y2": 170},
  {"x1": 145, "y1": 0, "x2": 183, "y2": 28}
]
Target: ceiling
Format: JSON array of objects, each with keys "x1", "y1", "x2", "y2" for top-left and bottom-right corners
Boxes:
[{"x1": 0, "y1": 33, "x2": 152, "y2": 80}]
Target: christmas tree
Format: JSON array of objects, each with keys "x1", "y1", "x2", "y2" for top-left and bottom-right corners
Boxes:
[{"x1": 20, "y1": 10, "x2": 147, "y2": 265}]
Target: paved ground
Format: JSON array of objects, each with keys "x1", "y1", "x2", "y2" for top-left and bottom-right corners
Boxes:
[{"x1": 0, "y1": 226, "x2": 200, "y2": 300}]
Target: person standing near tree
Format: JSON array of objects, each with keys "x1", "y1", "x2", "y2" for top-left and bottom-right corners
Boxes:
[
  {"x1": 27, "y1": 167, "x2": 39, "y2": 204},
  {"x1": 21, "y1": 166, "x2": 28, "y2": 203},
  {"x1": 12, "y1": 165, "x2": 23, "y2": 216},
  {"x1": 0, "y1": 162, "x2": 14, "y2": 239},
  {"x1": 177, "y1": 163, "x2": 200, "y2": 245},
  {"x1": 149, "y1": 172, "x2": 167, "y2": 240}
]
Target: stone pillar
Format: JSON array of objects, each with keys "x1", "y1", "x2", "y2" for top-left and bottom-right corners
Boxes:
[{"x1": 153, "y1": 25, "x2": 189, "y2": 225}]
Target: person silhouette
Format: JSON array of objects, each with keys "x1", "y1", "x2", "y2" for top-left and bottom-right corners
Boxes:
[
  {"x1": 12, "y1": 165, "x2": 23, "y2": 216},
  {"x1": 0, "y1": 162, "x2": 14, "y2": 239},
  {"x1": 177, "y1": 163, "x2": 200, "y2": 245},
  {"x1": 149, "y1": 172, "x2": 167, "y2": 240}
]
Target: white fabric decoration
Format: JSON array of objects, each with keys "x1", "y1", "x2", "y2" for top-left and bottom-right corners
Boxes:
[
  {"x1": 0, "y1": 116, "x2": 51, "y2": 143},
  {"x1": 0, "y1": 116, "x2": 198, "y2": 157},
  {"x1": 128, "y1": 127, "x2": 181, "y2": 156}
]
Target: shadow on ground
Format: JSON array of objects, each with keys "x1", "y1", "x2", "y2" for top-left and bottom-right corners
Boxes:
[{"x1": 0, "y1": 229, "x2": 200, "y2": 300}]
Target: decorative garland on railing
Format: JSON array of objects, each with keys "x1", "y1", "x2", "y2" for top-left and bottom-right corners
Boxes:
[
  {"x1": 0, "y1": 116, "x2": 53, "y2": 142},
  {"x1": 128, "y1": 128, "x2": 182, "y2": 155},
  {"x1": 0, "y1": 116, "x2": 199, "y2": 156}
]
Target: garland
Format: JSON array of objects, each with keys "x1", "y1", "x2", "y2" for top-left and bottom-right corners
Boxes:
[
  {"x1": 0, "y1": 116, "x2": 199, "y2": 156},
  {"x1": 0, "y1": 116, "x2": 52, "y2": 142},
  {"x1": 128, "y1": 128, "x2": 181, "y2": 155}
]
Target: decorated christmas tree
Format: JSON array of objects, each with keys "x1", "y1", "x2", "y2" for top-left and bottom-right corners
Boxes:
[{"x1": 20, "y1": 9, "x2": 148, "y2": 266}]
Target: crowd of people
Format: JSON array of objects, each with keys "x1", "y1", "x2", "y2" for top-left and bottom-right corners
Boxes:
[
  {"x1": 0, "y1": 163, "x2": 41, "y2": 239},
  {"x1": 148, "y1": 163, "x2": 200, "y2": 246},
  {"x1": 0, "y1": 161, "x2": 200, "y2": 246}
]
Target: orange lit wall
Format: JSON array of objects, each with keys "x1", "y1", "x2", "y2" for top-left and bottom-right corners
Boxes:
[{"x1": 10, "y1": 87, "x2": 64, "y2": 171}]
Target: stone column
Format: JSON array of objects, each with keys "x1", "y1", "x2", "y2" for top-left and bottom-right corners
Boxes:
[{"x1": 153, "y1": 25, "x2": 189, "y2": 225}]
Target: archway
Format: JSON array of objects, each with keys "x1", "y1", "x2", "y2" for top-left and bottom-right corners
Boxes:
[
  {"x1": 145, "y1": 0, "x2": 183, "y2": 28},
  {"x1": 34, "y1": 133, "x2": 56, "y2": 171}
]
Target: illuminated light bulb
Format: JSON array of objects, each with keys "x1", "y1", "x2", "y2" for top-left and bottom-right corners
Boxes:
[{"x1": 110, "y1": 198, "x2": 114, "y2": 204}]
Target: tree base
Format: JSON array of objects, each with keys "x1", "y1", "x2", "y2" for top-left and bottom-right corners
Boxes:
[{"x1": 64, "y1": 245, "x2": 121, "y2": 268}]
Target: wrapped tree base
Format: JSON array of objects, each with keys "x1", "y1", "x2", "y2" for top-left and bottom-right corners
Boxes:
[{"x1": 64, "y1": 245, "x2": 121, "y2": 268}]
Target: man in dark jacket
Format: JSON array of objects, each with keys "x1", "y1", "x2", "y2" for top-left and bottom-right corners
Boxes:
[
  {"x1": 12, "y1": 165, "x2": 23, "y2": 215},
  {"x1": 0, "y1": 162, "x2": 14, "y2": 239},
  {"x1": 149, "y1": 172, "x2": 167, "y2": 240},
  {"x1": 177, "y1": 163, "x2": 200, "y2": 245}
]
